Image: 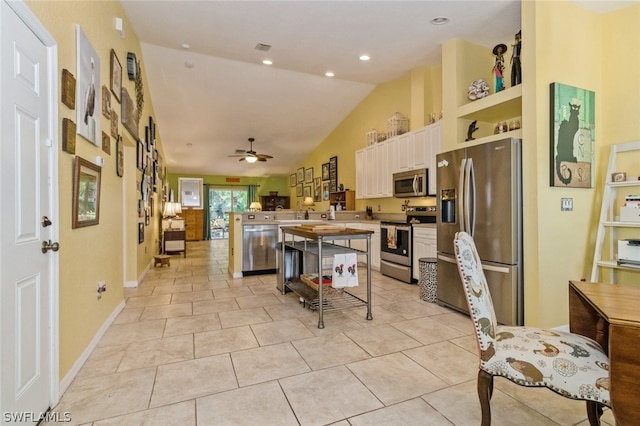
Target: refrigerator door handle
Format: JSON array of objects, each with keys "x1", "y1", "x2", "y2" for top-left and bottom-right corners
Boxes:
[
  {"x1": 458, "y1": 158, "x2": 467, "y2": 233},
  {"x1": 463, "y1": 157, "x2": 473, "y2": 235},
  {"x1": 467, "y1": 157, "x2": 476, "y2": 236}
]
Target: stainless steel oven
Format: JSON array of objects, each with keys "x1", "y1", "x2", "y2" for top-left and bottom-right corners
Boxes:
[{"x1": 380, "y1": 221, "x2": 413, "y2": 283}]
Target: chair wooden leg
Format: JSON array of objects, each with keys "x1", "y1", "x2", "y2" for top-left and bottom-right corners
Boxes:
[
  {"x1": 586, "y1": 401, "x2": 603, "y2": 426},
  {"x1": 478, "y1": 369, "x2": 494, "y2": 426}
]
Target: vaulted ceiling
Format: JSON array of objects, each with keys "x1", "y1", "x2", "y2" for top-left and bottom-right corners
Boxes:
[{"x1": 120, "y1": 0, "x2": 631, "y2": 177}]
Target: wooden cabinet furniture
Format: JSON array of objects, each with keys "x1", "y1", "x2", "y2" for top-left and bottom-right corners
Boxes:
[
  {"x1": 182, "y1": 209, "x2": 204, "y2": 241},
  {"x1": 260, "y1": 195, "x2": 290, "y2": 211},
  {"x1": 329, "y1": 189, "x2": 355, "y2": 210},
  {"x1": 280, "y1": 225, "x2": 373, "y2": 329},
  {"x1": 163, "y1": 229, "x2": 186, "y2": 257},
  {"x1": 569, "y1": 280, "x2": 640, "y2": 426}
]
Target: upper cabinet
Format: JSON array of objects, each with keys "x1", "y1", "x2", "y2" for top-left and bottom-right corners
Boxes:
[{"x1": 356, "y1": 122, "x2": 441, "y2": 199}]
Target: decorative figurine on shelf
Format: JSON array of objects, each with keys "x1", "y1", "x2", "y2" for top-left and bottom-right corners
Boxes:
[
  {"x1": 511, "y1": 30, "x2": 522, "y2": 86},
  {"x1": 468, "y1": 79, "x2": 490, "y2": 100},
  {"x1": 492, "y1": 43, "x2": 507, "y2": 92},
  {"x1": 466, "y1": 120, "x2": 478, "y2": 141}
]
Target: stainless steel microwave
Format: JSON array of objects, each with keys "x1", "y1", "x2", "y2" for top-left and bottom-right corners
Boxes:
[{"x1": 393, "y1": 169, "x2": 428, "y2": 197}]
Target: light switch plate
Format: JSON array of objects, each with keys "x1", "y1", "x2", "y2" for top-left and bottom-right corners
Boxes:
[{"x1": 561, "y1": 198, "x2": 573, "y2": 211}]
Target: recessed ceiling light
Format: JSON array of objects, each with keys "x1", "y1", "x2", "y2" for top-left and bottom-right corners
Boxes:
[
  {"x1": 184, "y1": 60, "x2": 194, "y2": 69},
  {"x1": 181, "y1": 43, "x2": 191, "y2": 50},
  {"x1": 431, "y1": 16, "x2": 449, "y2": 25},
  {"x1": 359, "y1": 55, "x2": 370, "y2": 61},
  {"x1": 325, "y1": 71, "x2": 334, "y2": 77},
  {"x1": 262, "y1": 59, "x2": 273, "y2": 65}
]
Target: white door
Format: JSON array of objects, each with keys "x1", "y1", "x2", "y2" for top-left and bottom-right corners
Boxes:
[{"x1": 1, "y1": 0, "x2": 58, "y2": 421}]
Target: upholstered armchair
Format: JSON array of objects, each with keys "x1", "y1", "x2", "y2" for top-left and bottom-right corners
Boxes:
[{"x1": 453, "y1": 232, "x2": 610, "y2": 425}]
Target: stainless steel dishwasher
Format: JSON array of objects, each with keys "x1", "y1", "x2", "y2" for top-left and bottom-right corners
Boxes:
[{"x1": 242, "y1": 224, "x2": 279, "y2": 275}]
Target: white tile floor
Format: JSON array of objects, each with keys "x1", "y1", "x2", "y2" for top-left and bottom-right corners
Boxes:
[{"x1": 50, "y1": 240, "x2": 615, "y2": 425}]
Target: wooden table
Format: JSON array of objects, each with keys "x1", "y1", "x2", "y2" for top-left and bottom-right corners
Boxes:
[{"x1": 569, "y1": 280, "x2": 640, "y2": 426}]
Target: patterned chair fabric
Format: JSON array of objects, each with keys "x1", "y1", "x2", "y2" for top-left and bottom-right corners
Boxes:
[{"x1": 453, "y1": 232, "x2": 610, "y2": 416}]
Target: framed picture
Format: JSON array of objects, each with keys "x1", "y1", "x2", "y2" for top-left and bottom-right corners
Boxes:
[
  {"x1": 61, "y1": 69, "x2": 76, "y2": 109},
  {"x1": 329, "y1": 156, "x2": 338, "y2": 192},
  {"x1": 550, "y1": 82, "x2": 595, "y2": 188},
  {"x1": 101, "y1": 85, "x2": 111, "y2": 118},
  {"x1": 296, "y1": 183, "x2": 303, "y2": 197},
  {"x1": 297, "y1": 167, "x2": 304, "y2": 184},
  {"x1": 290, "y1": 173, "x2": 296, "y2": 187},
  {"x1": 303, "y1": 186, "x2": 311, "y2": 198},
  {"x1": 314, "y1": 177, "x2": 321, "y2": 202},
  {"x1": 138, "y1": 222, "x2": 144, "y2": 244},
  {"x1": 305, "y1": 167, "x2": 313, "y2": 183},
  {"x1": 116, "y1": 135, "x2": 124, "y2": 177},
  {"x1": 110, "y1": 49, "x2": 122, "y2": 103},
  {"x1": 136, "y1": 139, "x2": 144, "y2": 170},
  {"x1": 75, "y1": 25, "x2": 100, "y2": 146},
  {"x1": 322, "y1": 181, "x2": 330, "y2": 201},
  {"x1": 62, "y1": 118, "x2": 76, "y2": 154},
  {"x1": 121, "y1": 86, "x2": 138, "y2": 138},
  {"x1": 322, "y1": 162, "x2": 330, "y2": 181},
  {"x1": 101, "y1": 131, "x2": 110, "y2": 155},
  {"x1": 149, "y1": 116, "x2": 155, "y2": 146},
  {"x1": 611, "y1": 172, "x2": 627, "y2": 182},
  {"x1": 72, "y1": 156, "x2": 101, "y2": 228},
  {"x1": 110, "y1": 109, "x2": 118, "y2": 138},
  {"x1": 145, "y1": 207, "x2": 150, "y2": 225}
]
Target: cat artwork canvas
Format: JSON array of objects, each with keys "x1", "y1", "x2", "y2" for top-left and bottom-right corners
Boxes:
[{"x1": 550, "y1": 82, "x2": 595, "y2": 188}]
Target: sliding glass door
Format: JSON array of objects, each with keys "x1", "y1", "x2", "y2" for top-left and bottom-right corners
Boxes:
[{"x1": 208, "y1": 188, "x2": 247, "y2": 239}]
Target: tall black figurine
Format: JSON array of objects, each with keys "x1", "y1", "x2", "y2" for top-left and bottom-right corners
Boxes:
[{"x1": 511, "y1": 30, "x2": 521, "y2": 86}]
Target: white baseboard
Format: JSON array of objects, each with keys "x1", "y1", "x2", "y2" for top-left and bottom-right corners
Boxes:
[
  {"x1": 58, "y1": 299, "x2": 126, "y2": 395},
  {"x1": 123, "y1": 280, "x2": 138, "y2": 288}
]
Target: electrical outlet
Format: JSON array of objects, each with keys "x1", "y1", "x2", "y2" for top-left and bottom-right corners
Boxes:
[{"x1": 561, "y1": 198, "x2": 573, "y2": 211}]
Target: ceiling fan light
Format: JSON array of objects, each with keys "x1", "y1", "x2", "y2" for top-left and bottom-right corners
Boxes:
[{"x1": 245, "y1": 155, "x2": 258, "y2": 163}]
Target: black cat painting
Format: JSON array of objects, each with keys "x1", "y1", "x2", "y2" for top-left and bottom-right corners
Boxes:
[
  {"x1": 555, "y1": 102, "x2": 580, "y2": 185},
  {"x1": 550, "y1": 82, "x2": 595, "y2": 188}
]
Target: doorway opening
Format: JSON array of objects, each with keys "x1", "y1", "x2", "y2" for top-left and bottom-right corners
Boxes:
[{"x1": 208, "y1": 188, "x2": 248, "y2": 239}]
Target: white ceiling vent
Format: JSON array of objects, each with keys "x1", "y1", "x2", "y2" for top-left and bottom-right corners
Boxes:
[{"x1": 254, "y1": 43, "x2": 272, "y2": 51}]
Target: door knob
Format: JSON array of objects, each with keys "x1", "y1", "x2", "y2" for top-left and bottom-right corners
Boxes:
[{"x1": 41, "y1": 240, "x2": 60, "y2": 253}]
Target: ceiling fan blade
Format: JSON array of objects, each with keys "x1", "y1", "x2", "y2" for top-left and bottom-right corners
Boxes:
[
  {"x1": 238, "y1": 157, "x2": 246, "y2": 162},
  {"x1": 256, "y1": 154, "x2": 273, "y2": 159},
  {"x1": 258, "y1": 157, "x2": 267, "y2": 162}
]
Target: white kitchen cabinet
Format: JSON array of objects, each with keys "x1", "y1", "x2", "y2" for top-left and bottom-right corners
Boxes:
[
  {"x1": 361, "y1": 223, "x2": 380, "y2": 270},
  {"x1": 355, "y1": 149, "x2": 366, "y2": 199},
  {"x1": 412, "y1": 127, "x2": 428, "y2": 170},
  {"x1": 365, "y1": 145, "x2": 377, "y2": 198},
  {"x1": 412, "y1": 227, "x2": 437, "y2": 280},
  {"x1": 395, "y1": 132, "x2": 413, "y2": 172}
]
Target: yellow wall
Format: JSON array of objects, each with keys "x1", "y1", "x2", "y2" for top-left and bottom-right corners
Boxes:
[
  {"x1": 25, "y1": 0, "x2": 164, "y2": 378},
  {"x1": 290, "y1": 68, "x2": 442, "y2": 214},
  {"x1": 521, "y1": 0, "x2": 640, "y2": 327}
]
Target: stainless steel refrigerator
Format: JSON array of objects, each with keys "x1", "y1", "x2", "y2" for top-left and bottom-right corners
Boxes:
[{"x1": 436, "y1": 138, "x2": 523, "y2": 326}]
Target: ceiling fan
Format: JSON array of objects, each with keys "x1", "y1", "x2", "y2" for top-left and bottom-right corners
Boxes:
[{"x1": 228, "y1": 138, "x2": 273, "y2": 163}]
